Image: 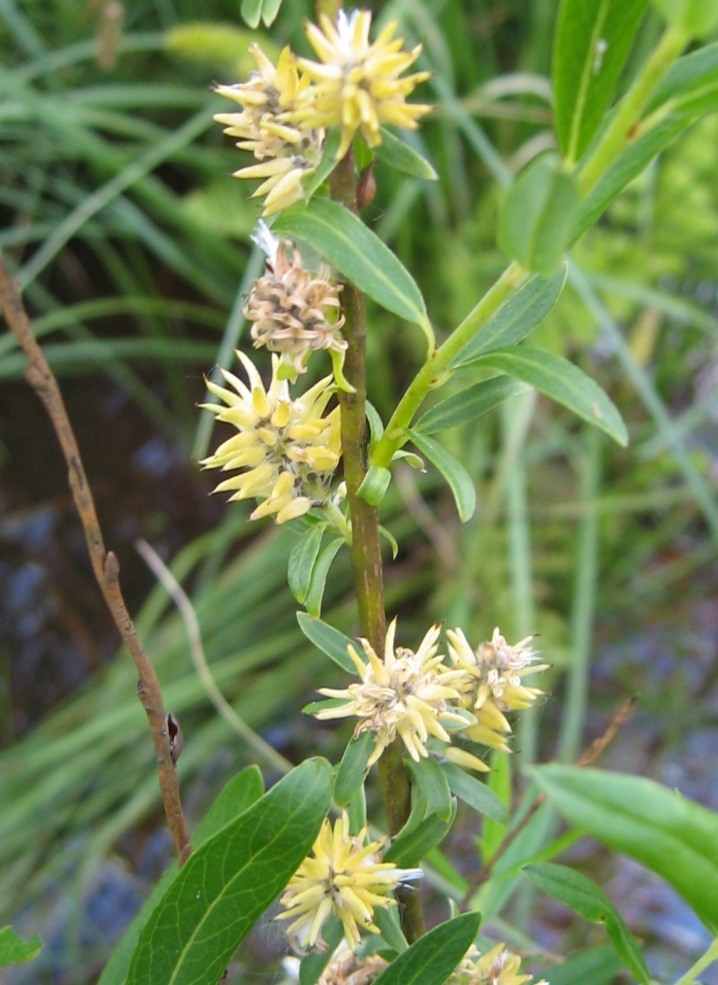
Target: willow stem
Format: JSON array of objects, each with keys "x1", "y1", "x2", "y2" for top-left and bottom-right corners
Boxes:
[
  {"x1": 0, "y1": 249, "x2": 191, "y2": 865},
  {"x1": 330, "y1": 149, "x2": 422, "y2": 941}
]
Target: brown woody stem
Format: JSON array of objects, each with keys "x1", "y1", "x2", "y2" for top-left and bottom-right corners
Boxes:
[
  {"x1": 330, "y1": 151, "x2": 423, "y2": 941},
  {"x1": 0, "y1": 249, "x2": 192, "y2": 866}
]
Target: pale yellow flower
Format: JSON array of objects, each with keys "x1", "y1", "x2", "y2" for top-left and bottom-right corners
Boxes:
[
  {"x1": 245, "y1": 221, "x2": 346, "y2": 374},
  {"x1": 276, "y1": 812, "x2": 421, "y2": 952},
  {"x1": 200, "y1": 351, "x2": 340, "y2": 523},
  {"x1": 314, "y1": 619, "x2": 467, "y2": 768},
  {"x1": 446, "y1": 627, "x2": 547, "y2": 751},
  {"x1": 448, "y1": 943, "x2": 547, "y2": 985},
  {"x1": 213, "y1": 44, "x2": 324, "y2": 215},
  {"x1": 291, "y1": 9, "x2": 432, "y2": 160}
]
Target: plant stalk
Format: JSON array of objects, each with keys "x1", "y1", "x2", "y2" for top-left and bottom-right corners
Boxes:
[
  {"x1": 371, "y1": 260, "x2": 525, "y2": 469},
  {"x1": 330, "y1": 150, "x2": 422, "y2": 941}
]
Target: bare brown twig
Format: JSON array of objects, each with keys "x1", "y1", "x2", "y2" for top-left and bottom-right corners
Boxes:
[
  {"x1": 0, "y1": 249, "x2": 192, "y2": 865},
  {"x1": 459, "y1": 695, "x2": 638, "y2": 910}
]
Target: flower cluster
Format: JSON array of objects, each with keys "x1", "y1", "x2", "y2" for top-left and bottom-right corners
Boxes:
[
  {"x1": 213, "y1": 10, "x2": 431, "y2": 212},
  {"x1": 292, "y1": 10, "x2": 432, "y2": 161},
  {"x1": 276, "y1": 812, "x2": 421, "y2": 952},
  {"x1": 448, "y1": 943, "x2": 547, "y2": 985},
  {"x1": 447, "y1": 626, "x2": 547, "y2": 753},
  {"x1": 312, "y1": 619, "x2": 545, "y2": 773},
  {"x1": 213, "y1": 44, "x2": 324, "y2": 215},
  {"x1": 200, "y1": 350, "x2": 340, "y2": 524}
]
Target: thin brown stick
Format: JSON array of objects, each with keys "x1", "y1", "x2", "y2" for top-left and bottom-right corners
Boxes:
[
  {"x1": 459, "y1": 695, "x2": 638, "y2": 910},
  {"x1": 0, "y1": 249, "x2": 192, "y2": 865}
]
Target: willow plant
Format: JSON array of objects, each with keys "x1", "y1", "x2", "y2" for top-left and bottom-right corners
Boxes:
[{"x1": 4, "y1": 0, "x2": 718, "y2": 983}]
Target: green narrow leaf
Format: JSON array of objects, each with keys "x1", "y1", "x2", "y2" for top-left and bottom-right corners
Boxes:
[
  {"x1": 334, "y1": 732, "x2": 375, "y2": 807},
  {"x1": 305, "y1": 538, "x2": 344, "y2": 617},
  {"x1": 99, "y1": 766, "x2": 265, "y2": 985},
  {"x1": 497, "y1": 156, "x2": 579, "y2": 275},
  {"x1": 385, "y1": 804, "x2": 456, "y2": 867},
  {"x1": 239, "y1": 0, "x2": 263, "y2": 29},
  {"x1": 479, "y1": 752, "x2": 511, "y2": 864},
  {"x1": 372, "y1": 912, "x2": 482, "y2": 985},
  {"x1": 261, "y1": 0, "x2": 284, "y2": 27},
  {"x1": 304, "y1": 129, "x2": 342, "y2": 197},
  {"x1": 470, "y1": 347, "x2": 628, "y2": 446},
  {"x1": 126, "y1": 759, "x2": 333, "y2": 985},
  {"x1": 379, "y1": 524, "x2": 399, "y2": 560},
  {"x1": 288, "y1": 525, "x2": 325, "y2": 606},
  {"x1": 374, "y1": 128, "x2": 438, "y2": 180},
  {"x1": 374, "y1": 906, "x2": 409, "y2": 954},
  {"x1": 440, "y1": 762, "x2": 508, "y2": 823},
  {"x1": 405, "y1": 429, "x2": 476, "y2": 522},
  {"x1": 451, "y1": 267, "x2": 568, "y2": 367},
  {"x1": 552, "y1": 0, "x2": 649, "y2": 160},
  {"x1": 408, "y1": 756, "x2": 453, "y2": 822},
  {"x1": 524, "y1": 862, "x2": 651, "y2": 983},
  {"x1": 366, "y1": 400, "x2": 385, "y2": 444},
  {"x1": 297, "y1": 612, "x2": 357, "y2": 674},
  {"x1": 416, "y1": 377, "x2": 533, "y2": 434},
  {"x1": 0, "y1": 926, "x2": 42, "y2": 968},
  {"x1": 272, "y1": 199, "x2": 428, "y2": 327},
  {"x1": 529, "y1": 765, "x2": 718, "y2": 933},
  {"x1": 646, "y1": 42, "x2": 718, "y2": 114},
  {"x1": 573, "y1": 115, "x2": 689, "y2": 239}
]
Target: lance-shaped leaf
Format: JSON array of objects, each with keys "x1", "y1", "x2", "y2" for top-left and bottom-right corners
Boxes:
[
  {"x1": 99, "y1": 766, "x2": 265, "y2": 985},
  {"x1": 385, "y1": 804, "x2": 456, "y2": 868},
  {"x1": 440, "y1": 762, "x2": 508, "y2": 823},
  {"x1": 305, "y1": 538, "x2": 344, "y2": 618},
  {"x1": 646, "y1": 41, "x2": 718, "y2": 116},
  {"x1": 272, "y1": 199, "x2": 430, "y2": 336},
  {"x1": 408, "y1": 755, "x2": 453, "y2": 822},
  {"x1": 417, "y1": 378, "x2": 533, "y2": 434},
  {"x1": 240, "y1": 0, "x2": 283, "y2": 28},
  {"x1": 288, "y1": 524, "x2": 325, "y2": 606},
  {"x1": 529, "y1": 765, "x2": 718, "y2": 933},
  {"x1": 524, "y1": 862, "x2": 651, "y2": 983},
  {"x1": 126, "y1": 759, "x2": 333, "y2": 985},
  {"x1": 469, "y1": 347, "x2": 628, "y2": 446},
  {"x1": 406, "y1": 429, "x2": 476, "y2": 522},
  {"x1": 374, "y1": 906, "x2": 409, "y2": 954},
  {"x1": 297, "y1": 612, "x2": 356, "y2": 674},
  {"x1": 371, "y1": 912, "x2": 482, "y2": 985},
  {"x1": 498, "y1": 156, "x2": 579, "y2": 275},
  {"x1": 451, "y1": 267, "x2": 567, "y2": 367},
  {"x1": 573, "y1": 114, "x2": 689, "y2": 239},
  {"x1": 552, "y1": 0, "x2": 649, "y2": 161},
  {"x1": 334, "y1": 731, "x2": 375, "y2": 807},
  {"x1": 374, "y1": 128, "x2": 438, "y2": 180}
]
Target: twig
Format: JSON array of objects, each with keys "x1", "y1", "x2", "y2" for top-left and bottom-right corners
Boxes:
[
  {"x1": 136, "y1": 538, "x2": 293, "y2": 777},
  {"x1": 0, "y1": 248, "x2": 192, "y2": 865},
  {"x1": 459, "y1": 695, "x2": 637, "y2": 910}
]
